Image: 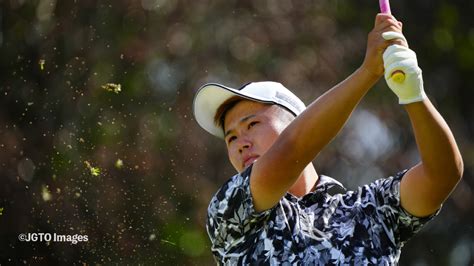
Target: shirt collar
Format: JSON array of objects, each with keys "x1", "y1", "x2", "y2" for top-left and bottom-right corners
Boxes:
[
  {"x1": 286, "y1": 175, "x2": 346, "y2": 203},
  {"x1": 242, "y1": 165, "x2": 346, "y2": 198},
  {"x1": 313, "y1": 175, "x2": 346, "y2": 195}
]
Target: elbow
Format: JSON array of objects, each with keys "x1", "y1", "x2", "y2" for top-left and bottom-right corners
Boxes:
[
  {"x1": 455, "y1": 155, "x2": 464, "y2": 180},
  {"x1": 453, "y1": 143, "x2": 464, "y2": 179},
  {"x1": 448, "y1": 145, "x2": 464, "y2": 181},
  {"x1": 424, "y1": 151, "x2": 464, "y2": 184},
  {"x1": 447, "y1": 151, "x2": 464, "y2": 183}
]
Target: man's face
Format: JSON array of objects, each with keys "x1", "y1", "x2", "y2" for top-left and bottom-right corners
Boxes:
[{"x1": 223, "y1": 100, "x2": 292, "y2": 173}]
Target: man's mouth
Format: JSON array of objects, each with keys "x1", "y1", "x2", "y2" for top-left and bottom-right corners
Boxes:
[{"x1": 243, "y1": 156, "x2": 259, "y2": 168}]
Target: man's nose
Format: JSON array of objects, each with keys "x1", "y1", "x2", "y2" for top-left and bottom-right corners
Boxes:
[{"x1": 238, "y1": 139, "x2": 252, "y2": 154}]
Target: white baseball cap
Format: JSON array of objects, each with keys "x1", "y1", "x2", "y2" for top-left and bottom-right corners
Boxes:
[{"x1": 193, "y1": 81, "x2": 306, "y2": 138}]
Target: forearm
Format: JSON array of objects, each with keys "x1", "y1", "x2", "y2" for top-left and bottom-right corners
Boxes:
[
  {"x1": 404, "y1": 99, "x2": 464, "y2": 181},
  {"x1": 277, "y1": 67, "x2": 380, "y2": 168}
]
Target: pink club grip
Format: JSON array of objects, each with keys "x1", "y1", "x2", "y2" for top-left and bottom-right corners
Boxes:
[
  {"x1": 379, "y1": 0, "x2": 405, "y2": 83},
  {"x1": 379, "y1": 0, "x2": 392, "y2": 14}
]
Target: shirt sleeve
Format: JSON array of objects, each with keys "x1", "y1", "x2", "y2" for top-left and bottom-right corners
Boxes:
[
  {"x1": 365, "y1": 169, "x2": 441, "y2": 246},
  {"x1": 206, "y1": 166, "x2": 272, "y2": 254}
]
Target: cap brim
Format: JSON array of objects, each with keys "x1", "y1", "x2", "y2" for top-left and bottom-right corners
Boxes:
[{"x1": 193, "y1": 83, "x2": 274, "y2": 138}]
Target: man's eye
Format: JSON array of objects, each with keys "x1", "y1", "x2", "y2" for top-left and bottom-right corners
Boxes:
[
  {"x1": 227, "y1": 136, "x2": 237, "y2": 144},
  {"x1": 248, "y1": 121, "x2": 259, "y2": 129}
]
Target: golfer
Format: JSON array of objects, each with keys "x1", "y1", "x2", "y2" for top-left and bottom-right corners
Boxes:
[{"x1": 193, "y1": 14, "x2": 463, "y2": 264}]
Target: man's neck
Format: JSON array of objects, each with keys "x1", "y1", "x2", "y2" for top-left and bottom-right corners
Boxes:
[{"x1": 288, "y1": 163, "x2": 319, "y2": 198}]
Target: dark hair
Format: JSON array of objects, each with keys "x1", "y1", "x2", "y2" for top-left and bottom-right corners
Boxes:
[{"x1": 213, "y1": 96, "x2": 245, "y2": 132}]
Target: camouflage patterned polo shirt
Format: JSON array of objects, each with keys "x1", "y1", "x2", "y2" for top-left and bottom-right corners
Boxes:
[{"x1": 206, "y1": 166, "x2": 438, "y2": 265}]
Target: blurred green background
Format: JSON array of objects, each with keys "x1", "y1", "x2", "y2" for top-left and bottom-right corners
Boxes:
[{"x1": 0, "y1": 0, "x2": 473, "y2": 265}]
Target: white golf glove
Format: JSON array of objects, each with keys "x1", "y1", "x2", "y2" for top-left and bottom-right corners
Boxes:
[{"x1": 382, "y1": 32, "x2": 427, "y2": 104}]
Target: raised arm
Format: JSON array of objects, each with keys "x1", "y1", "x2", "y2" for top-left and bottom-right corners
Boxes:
[
  {"x1": 399, "y1": 99, "x2": 463, "y2": 217},
  {"x1": 250, "y1": 14, "x2": 403, "y2": 212},
  {"x1": 379, "y1": 27, "x2": 464, "y2": 217}
]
